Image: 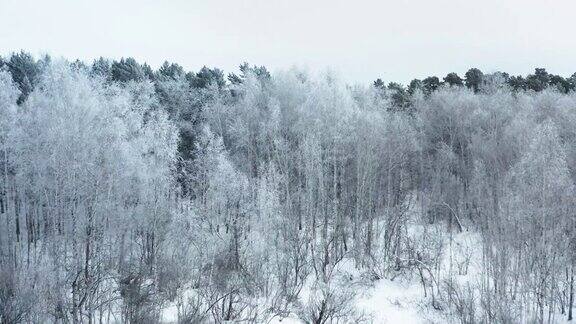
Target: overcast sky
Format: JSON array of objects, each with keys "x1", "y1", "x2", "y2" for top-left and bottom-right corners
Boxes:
[{"x1": 1, "y1": 0, "x2": 575, "y2": 85}]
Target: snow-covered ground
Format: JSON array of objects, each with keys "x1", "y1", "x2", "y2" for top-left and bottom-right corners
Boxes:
[
  {"x1": 161, "y1": 228, "x2": 482, "y2": 323},
  {"x1": 266, "y1": 278, "x2": 433, "y2": 324},
  {"x1": 355, "y1": 276, "x2": 435, "y2": 323},
  {"x1": 162, "y1": 226, "x2": 576, "y2": 323}
]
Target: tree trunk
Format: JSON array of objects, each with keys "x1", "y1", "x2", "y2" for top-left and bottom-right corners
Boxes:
[{"x1": 569, "y1": 266, "x2": 574, "y2": 321}]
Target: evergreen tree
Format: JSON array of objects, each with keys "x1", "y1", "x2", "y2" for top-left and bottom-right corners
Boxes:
[
  {"x1": 443, "y1": 72, "x2": 463, "y2": 86},
  {"x1": 5, "y1": 51, "x2": 39, "y2": 104},
  {"x1": 111, "y1": 57, "x2": 146, "y2": 82},
  {"x1": 408, "y1": 78, "x2": 423, "y2": 95},
  {"x1": 423, "y1": 76, "x2": 441, "y2": 94},
  {"x1": 526, "y1": 68, "x2": 550, "y2": 92},
  {"x1": 464, "y1": 68, "x2": 484, "y2": 93}
]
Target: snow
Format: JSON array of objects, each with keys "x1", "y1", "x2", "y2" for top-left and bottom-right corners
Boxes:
[
  {"x1": 268, "y1": 278, "x2": 438, "y2": 323},
  {"x1": 161, "y1": 304, "x2": 179, "y2": 324},
  {"x1": 161, "y1": 227, "x2": 482, "y2": 323},
  {"x1": 162, "y1": 227, "x2": 576, "y2": 324},
  {"x1": 355, "y1": 277, "x2": 431, "y2": 323},
  {"x1": 267, "y1": 258, "x2": 440, "y2": 324}
]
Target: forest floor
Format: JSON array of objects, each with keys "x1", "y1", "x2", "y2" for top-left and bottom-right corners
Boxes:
[
  {"x1": 354, "y1": 274, "x2": 436, "y2": 323},
  {"x1": 162, "y1": 225, "x2": 575, "y2": 323},
  {"x1": 267, "y1": 226, "x2": 481, "y2": 324}
]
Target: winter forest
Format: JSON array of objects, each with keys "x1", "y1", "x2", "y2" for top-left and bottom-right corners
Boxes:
[{"x1": 2, "y1": 52, "x2": 576, "y2": 324}]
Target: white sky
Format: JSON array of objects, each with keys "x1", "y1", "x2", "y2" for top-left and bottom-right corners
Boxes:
[{"x1": 1, "y1": 0, "x2": 575, "y2": 85}]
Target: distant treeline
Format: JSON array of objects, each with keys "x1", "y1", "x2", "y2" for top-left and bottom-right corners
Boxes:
[{"x1": 2, "y1": 51, "x2": 575, "y2": 106}]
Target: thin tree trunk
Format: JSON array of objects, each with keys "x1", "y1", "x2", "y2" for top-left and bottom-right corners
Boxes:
[{"x1": 569, "y1": 266, "x2": 574, "y2": 321}]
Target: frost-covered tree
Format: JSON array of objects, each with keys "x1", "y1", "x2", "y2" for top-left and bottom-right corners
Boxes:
[
  {"x1": 0, "y1": 61, "x2": 178, "y2": 323},
  {"x1": 504, "y1": 121, "x2": 574, "y2": 322},
  {"x1": 3, "y1": 53, "x2": 576, "y2": 323}
]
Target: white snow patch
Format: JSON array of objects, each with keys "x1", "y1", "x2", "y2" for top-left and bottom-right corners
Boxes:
[{"x1": 355, "y1": 277, "x2": 433, "y2": 323}]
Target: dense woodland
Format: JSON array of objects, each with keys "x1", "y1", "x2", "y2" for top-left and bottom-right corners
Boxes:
[{"x1": 1, "y1": 51, "x2": 576, "y2": 323}]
